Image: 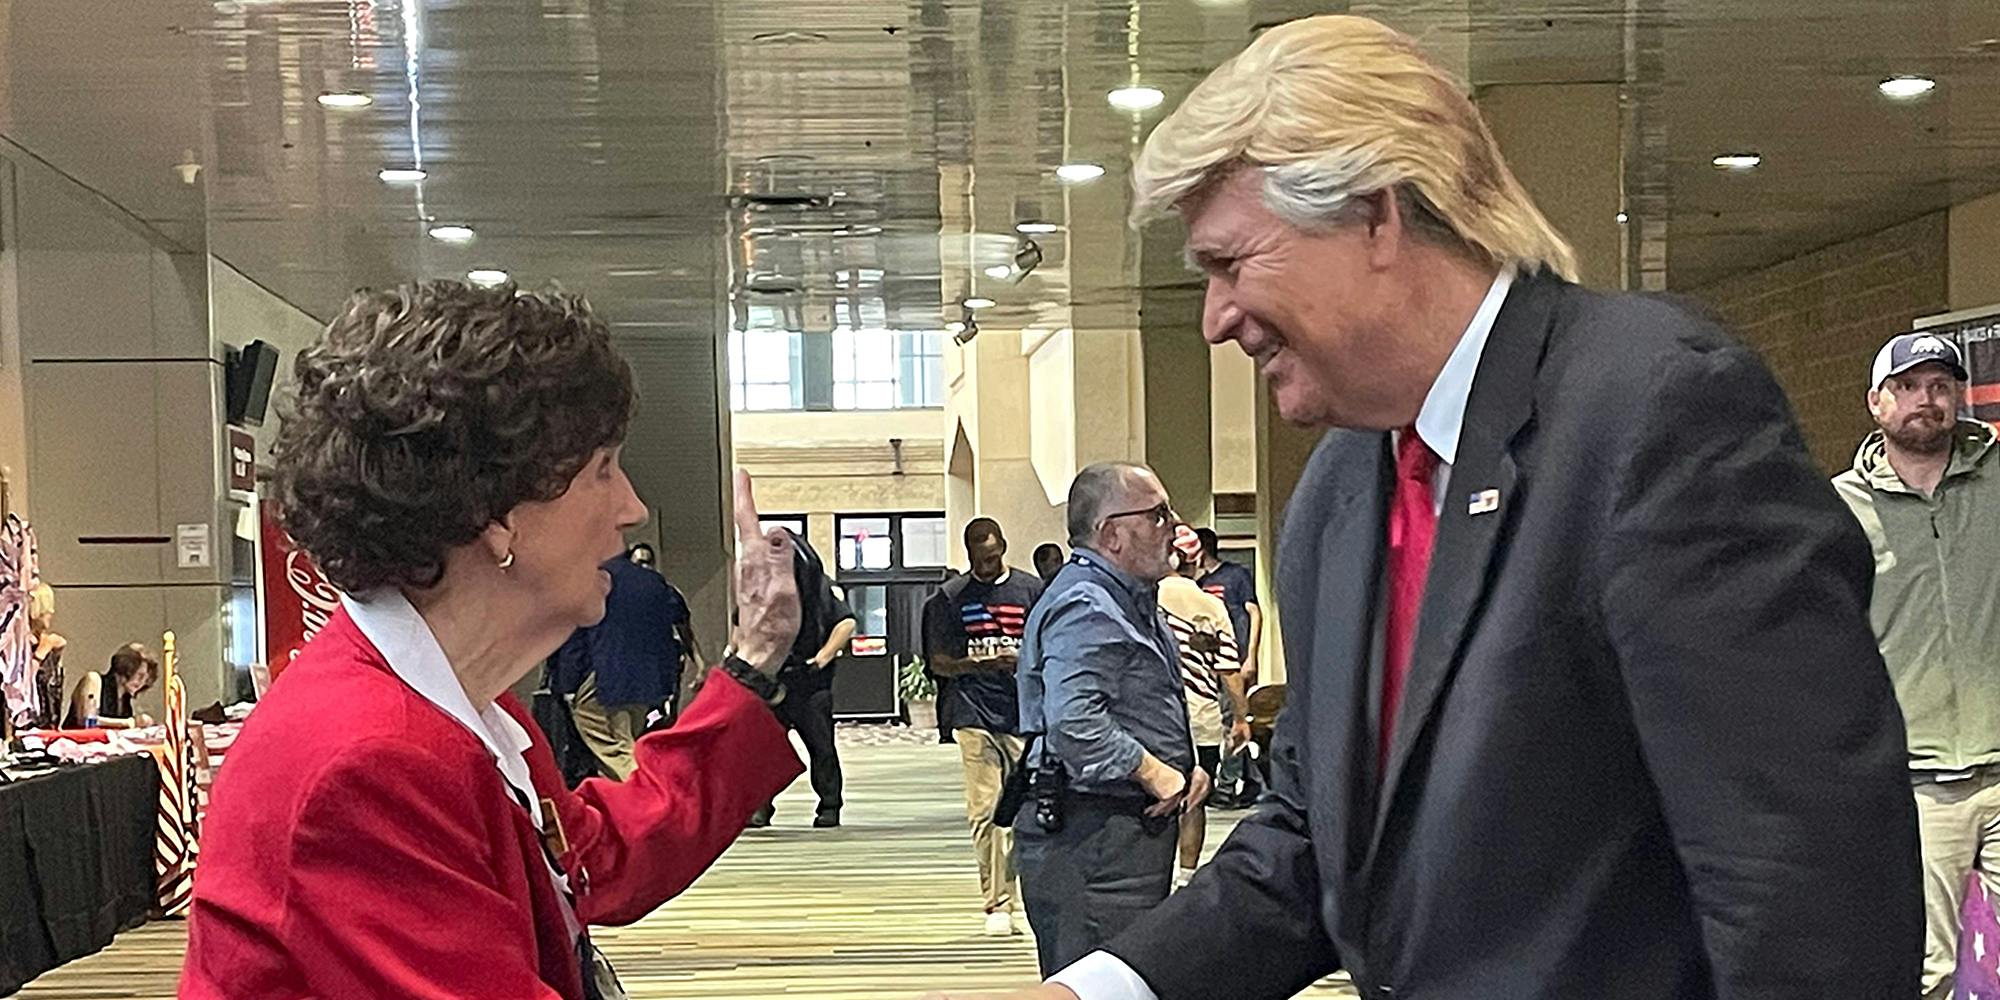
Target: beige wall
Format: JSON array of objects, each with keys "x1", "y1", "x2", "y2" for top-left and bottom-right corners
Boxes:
[
  {"x1": 732, "y1": 407, "x2": 949, "y2": 575},
  {"x1": 1694, "y1": 212, "x2": 1950, "y2": 474},
  {"x1": 1949, "y1": 189, "x2": 2000, "y2": 312},
  {"x1": 1479, "y1": 83, "x2": 1624, "y2": 290},
  {"x1": 209, "y1": 258, "x2": 324, "y2": 464},
  {"x1": 5, "y1": 151, "x2": 232, "y2": 715},
  {"x1": 1211, "y1": 343, "x2": 1257, "y2": 495}
]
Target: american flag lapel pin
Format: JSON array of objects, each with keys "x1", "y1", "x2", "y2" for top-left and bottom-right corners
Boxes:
[{"x1": 1468, "y1": 488, "x2": 1501, "y2": 516}]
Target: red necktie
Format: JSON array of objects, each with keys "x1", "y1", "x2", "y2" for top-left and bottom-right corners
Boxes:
[{"x1": 1381, "y1": 427, "x2": 1440, "y2": 775}]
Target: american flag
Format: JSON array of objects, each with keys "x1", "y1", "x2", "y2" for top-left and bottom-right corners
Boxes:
[
  {"x1": 153, "y1": 631, "x2": 200, "y2": 918},
  {"x1": 961, "y1": 602, "x2": 1028, "y2": 639}
]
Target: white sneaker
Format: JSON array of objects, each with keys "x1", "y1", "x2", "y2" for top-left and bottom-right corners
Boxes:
[
  {"x1": 984, "y1": 911, "x2": 1014, "y2": 937},
  {"x1": 1009, "y1": 910, "x2": 1027, "y2": 936}
]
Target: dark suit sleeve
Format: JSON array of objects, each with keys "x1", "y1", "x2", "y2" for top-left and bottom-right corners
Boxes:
[
  {"x1": 1100, "y1": 436, "x2": 1351, "y2": 1000},
  {"x1": 1100, "y1": 702, "x2": 1339, "y2": 999},
  {"x1": 1598, "y1": 342, "x2": 1921, "y2": 998}
]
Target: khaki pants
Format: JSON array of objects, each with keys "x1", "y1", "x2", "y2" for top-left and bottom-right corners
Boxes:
[
  {"x1": 956, "y1": 727, "x2": 1025, "y2": 913},
  {"x1": 571, "y1": 673, "x2": 652, "y2": 781},
  {"x1": 1916, "y1": 769, "x2": 2000, "y2": 1000}
]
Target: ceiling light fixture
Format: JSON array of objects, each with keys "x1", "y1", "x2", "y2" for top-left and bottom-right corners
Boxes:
[
  {"x1": 317, "y1": 92, "x2": 373, "y2": 109},
  {"x1": 1878, "y1": 75, "x2": 1937, "y2": 100},
  {"x1": 1710, "y1": 153, "x2": 1762, "y2": 171},
  {"x1": 963, "y1": 297, "x2": 996, "y2": 310},
  {"x1": 945, "y1": 321, "x2": 967, "y2": 334},
  {"x1": 467, "y1": 269, "x2": 510, "y2": 287},
  {"x1": 984, "y1": 264, "x2": 1014, "y2": 280},
  {"x1": 378, "y1": 167, "x2": 427, "y2": 182},
  {"x1": 1015, "y1": 221, "x2": 1061, "y2": 235},
  {"x1": 1107, "y1": 85, "x2": 1165, "y2": 113},
  {"x1": 427, "y1": 224, "x2": 476, "y2": 242},
  {"x1": 1615, "y1": 212, "x2": 1629, "y2": 224},
  {"x1": 1056, "y1": 162, "x2": 1105, "y2": 184}
]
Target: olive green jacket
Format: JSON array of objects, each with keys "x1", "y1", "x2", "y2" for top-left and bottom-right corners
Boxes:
[{"x1": 1832, "y1": 419, "x2": 2000, "y2": 773}]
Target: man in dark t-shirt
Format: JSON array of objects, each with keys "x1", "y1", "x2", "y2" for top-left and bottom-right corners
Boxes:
[
  {"x1": 1193, "y1": 528, "x2": 1260, "y2": 680},
  {"x1": 924, "y1": 517, "x2": 1044, "y2": 936}
]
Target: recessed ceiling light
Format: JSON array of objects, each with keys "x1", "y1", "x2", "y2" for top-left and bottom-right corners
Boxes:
[
  {"x1": 1878, "y1": 75, "x2": 1937, "y2": 100},
  {"x1": 378, "y1": 167, "x2": 427, "y2": 183},
  {"x1": 466, "y1": 269, "x2": 510, "y2": 287},
  {"x1": 1015, "y1": 221, "x2": 1061, "y2": 235},
  {"x1": 983, "y1": 264, "x2": 1015, "y2": 279},
  {"x1": 1615, "y1": 211, "x2": 1629, "y2": 224},
  {"x1": 1056, "y1": 162, "x2": 1105, "y2": 184},
  {"x1": 963, "y1": 297, "x2": 996, "y2": 310},
  {"x1": 428, "y1": 224, "x2": 476, "y2": 242},
  {"x1": 1710, "y1": 153, "x2": 1762, "y2": 171},
  {"x1": 1107, "y1": 85, "x2": 1165, "y2": 112},
  {"x1": 317, "y1": 92, "x2": 373, "y2": 109}
]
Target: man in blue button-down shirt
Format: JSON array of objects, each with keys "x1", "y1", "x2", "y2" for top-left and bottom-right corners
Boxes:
[{"x1": 1014, "y1": 462, "x2": 1209, "y2": 976}]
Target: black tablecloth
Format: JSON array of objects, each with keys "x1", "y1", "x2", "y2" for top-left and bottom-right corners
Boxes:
[{"x1": 0, "y1": 755, "x2": 158, "y2": 994}]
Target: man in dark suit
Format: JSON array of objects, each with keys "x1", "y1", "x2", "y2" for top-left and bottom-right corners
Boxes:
[{"x1": 928, "y1": 13, "x2": 1920, "y2": 1000}]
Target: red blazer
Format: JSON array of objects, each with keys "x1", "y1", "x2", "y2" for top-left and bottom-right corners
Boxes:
[{"x1": 180, "y1": 609, "x2": 802, "y2": 999}]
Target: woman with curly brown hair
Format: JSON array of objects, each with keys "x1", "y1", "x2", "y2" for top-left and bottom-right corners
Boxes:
[{"x1": 180, "y1": 280, "x2": 806, "y2": 1000}]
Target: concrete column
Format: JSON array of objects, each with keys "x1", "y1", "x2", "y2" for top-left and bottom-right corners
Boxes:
[
  {"x1": 1140, "y1": 224, "x2": 1213, "y2": 526},
  {"x1": 1479, "y1": 83, "x2": 1624, "y2": 290},
  {"x1": 0, "y1": 160, "x2": 27, "y2": 519},
  {"x1": 1252, "y1": 383, "x2": 1323, "y2": 686}
]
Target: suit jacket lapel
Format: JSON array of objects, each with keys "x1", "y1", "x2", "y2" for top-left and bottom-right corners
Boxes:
[{"x1": 1367, "y1": 272, "x2": 1559, "y2": 861}]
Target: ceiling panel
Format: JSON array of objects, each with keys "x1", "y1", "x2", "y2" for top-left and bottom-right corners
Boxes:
[{"x1": 5, "y1": 0, "x2": 2000, "y2": 332}]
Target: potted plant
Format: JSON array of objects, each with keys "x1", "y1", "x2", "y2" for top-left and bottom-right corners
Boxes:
[{"x1": 899, "y1": 656, "x2": 938, "y2": 732}]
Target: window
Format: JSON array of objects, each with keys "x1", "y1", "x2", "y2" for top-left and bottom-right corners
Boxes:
[
  {"x1": 837, "y1": 516, "x2": 894, "y2": 571},
  {"x1": 726, "y1": 322, "x2": 945, "y2": 412},
  {"x1": 728, "y1": 330, "x2": 803, "y2": 411},
  {"x1": 899, "y1": 515, "x2": 947, "y2": 567},
  {"x1": 758, "y1": 515, "x2": 806, "y2": 538},
  {"x1": 897, "y1": 330, "x2": 944, "y2": 408},
  {"x1": 843, "y1": 583, "x2": 890, "y2": 655},
  {"x1": 832, "y1": 329, "x2": 898, "y2": 410},
  {"x1": 833, "y1": 512, "x2": 944, "y2": 574}
]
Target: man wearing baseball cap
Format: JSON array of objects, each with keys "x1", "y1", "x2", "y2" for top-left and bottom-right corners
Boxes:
[{"x1": 1833, "y1": 331, "x2": 2000, "y2": 1000}]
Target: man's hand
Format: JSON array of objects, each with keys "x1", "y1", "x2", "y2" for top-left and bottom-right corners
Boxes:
[
  {"x1": 920, "y1": 986, "x2": 1079, "y2": 1000},
  {"x1": 1227, "y1": 719, "x2": 1252, "y2": 752},
  {"x1": 727, "y1": 470, "x2": 801, "y2": 676},
  {"x1": 1186, "y1": 766, "x2": 1212, "y2": 811},
  {"x1": 1135, "y1": 754, "x2": 1189, "y2": 818}
]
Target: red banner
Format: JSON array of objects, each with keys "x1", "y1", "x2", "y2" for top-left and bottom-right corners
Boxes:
[{"x1": 260, "y1": 502, "x2": 337, "y2": 681}]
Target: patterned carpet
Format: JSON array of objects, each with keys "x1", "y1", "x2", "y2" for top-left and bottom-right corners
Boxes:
[{"x1": 16, "y1": 725, "x2": 1356, "y2": 998}]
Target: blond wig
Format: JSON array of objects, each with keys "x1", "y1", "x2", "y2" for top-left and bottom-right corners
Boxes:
[{"x1": 1133, "y1": 15, "x2": 1577, "y2": 282}]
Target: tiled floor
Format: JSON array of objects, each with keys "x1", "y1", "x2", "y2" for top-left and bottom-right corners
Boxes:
[{"x1": 17, "y1": 726, "x2": 1356, "y2": 998}]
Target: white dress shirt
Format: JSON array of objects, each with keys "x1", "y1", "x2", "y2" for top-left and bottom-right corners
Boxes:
[{"x1": 1048, "y1": 267, "x2": 1514, "y2": 1000}]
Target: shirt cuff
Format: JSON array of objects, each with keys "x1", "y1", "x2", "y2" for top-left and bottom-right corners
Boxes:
[{"x1": 1048, "y1": 950, "x2": 1159, "y2": 1000}]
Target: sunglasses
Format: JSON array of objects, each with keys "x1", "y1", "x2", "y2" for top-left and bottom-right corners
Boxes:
[{"x1": 1100, "y1": 501, "x2": 1175, "y2": 530}]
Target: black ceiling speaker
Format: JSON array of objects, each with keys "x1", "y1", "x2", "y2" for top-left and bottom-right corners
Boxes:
[{"x1": 225, "y1": 340, "x2": 280, "y2": 428}]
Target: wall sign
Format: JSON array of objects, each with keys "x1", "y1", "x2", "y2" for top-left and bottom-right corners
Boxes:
[{"x1": 227, "y1": 427, "x2": 257, "y2": 494}]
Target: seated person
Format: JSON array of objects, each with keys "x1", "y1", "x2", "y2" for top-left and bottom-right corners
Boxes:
[{"x1": 64, "y1": 642, "x2": 158, "y2": 729}]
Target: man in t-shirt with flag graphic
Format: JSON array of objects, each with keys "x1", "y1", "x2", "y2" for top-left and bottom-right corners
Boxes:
[{"x1": 923, "y1": 517, "x2": 1046, "y2": 936}]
